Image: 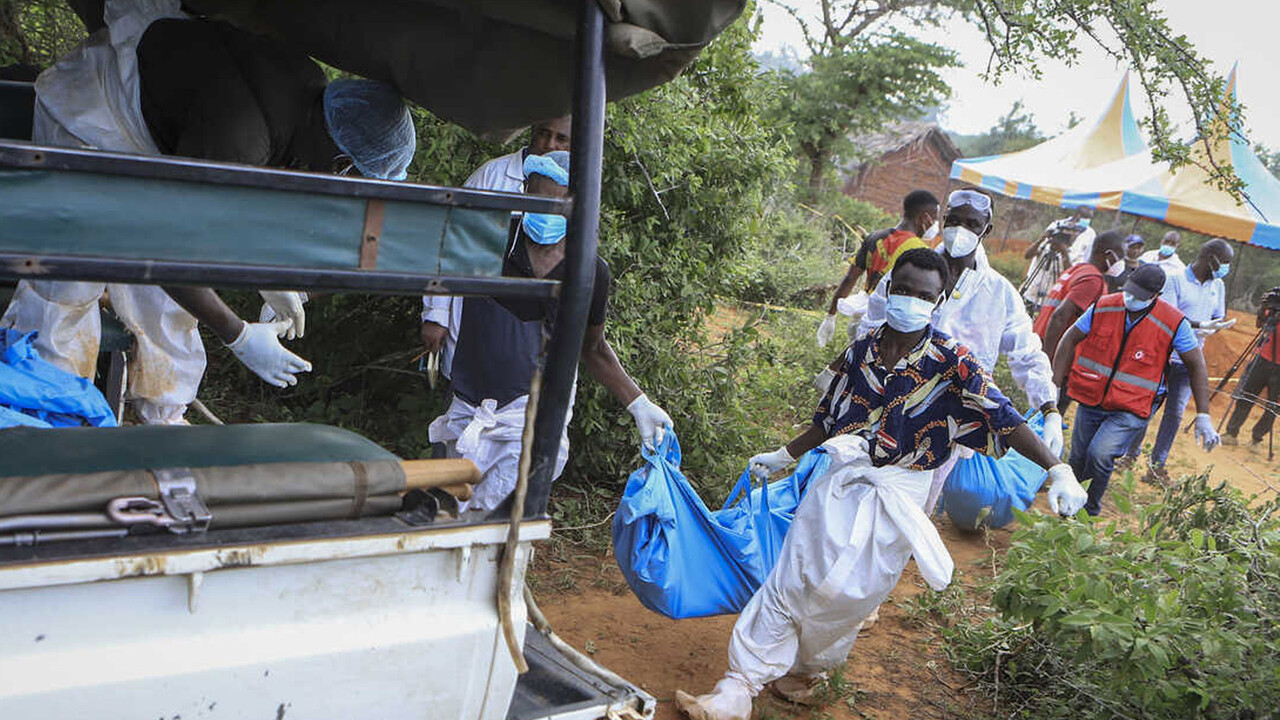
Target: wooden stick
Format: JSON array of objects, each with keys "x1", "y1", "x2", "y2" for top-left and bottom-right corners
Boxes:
[
  {"x1": 435, "y1": 482, "x2": 474, "y2": 502},
  {"x1": 400, "y1": 459, "x2": 480, "y2": 490}
]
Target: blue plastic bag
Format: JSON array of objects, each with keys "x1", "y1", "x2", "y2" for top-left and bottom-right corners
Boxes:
[
  {"x1": 0, "y1": 330, "x2": 117, "y2": 428},
  {"x1": 940, "y1": 410, "x2": 1048, "y2": 530},
  {"x1": 612, "y1": 432, "x2": 830, "y2": 619}
]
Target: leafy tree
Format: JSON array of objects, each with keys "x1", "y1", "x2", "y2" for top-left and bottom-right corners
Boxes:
[
  {"x1": 952, "y1": 99, "x2": 1044, "y2": 156},
  {"x1": 768, "y1": 0, "x2": 1244, "y2": 194},
  {"x1": 1256, "y1": 143, "x2": 1280, "y2": 179},
  {"x1": 0, "y1": 0, "x2": 83, "y2": 70},
  {"x1": 770, "y1": 30, "x2": 958, "y2": 193}
]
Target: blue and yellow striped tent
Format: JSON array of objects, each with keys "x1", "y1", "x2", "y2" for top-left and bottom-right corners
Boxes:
[{"x1": 951, "y1": 68, "x2": 1280, "y2": 250}]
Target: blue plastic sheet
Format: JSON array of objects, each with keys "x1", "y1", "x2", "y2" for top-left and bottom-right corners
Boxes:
[
  {"x1": 612, "y1": 432, "x2": 830, "y2": 619},
  {"x1": 940, "y1": 410, "x2": 1048, "y2": 530},
  {"x1": 0, "y1": 330, "x2": 117, "y2": 428}
]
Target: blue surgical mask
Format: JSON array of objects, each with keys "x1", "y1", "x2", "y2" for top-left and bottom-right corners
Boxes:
[
  {"x1": 885, "y1": 294, "x2": 937, "y2": 333},
  {"x1": 522, "y1": 213, "x2": 567, "y2": 245},
  {"x1": 1123, "y1": 291, "x2": 1154, "y2": 313},
  {"x1": 1158, "y1": 244, "x2": 1176, "y2": 258},
  {"x1": 1078, "y1": 218, "x2": 1091, "y2": 228},
  {"x1": 1213, "y1": 261, "x2": 1230, "y2": 279}
]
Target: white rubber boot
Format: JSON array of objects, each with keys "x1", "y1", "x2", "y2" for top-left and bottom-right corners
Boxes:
[{"x1": 674, "y1": 677, "x2": 753, "y2": 720}]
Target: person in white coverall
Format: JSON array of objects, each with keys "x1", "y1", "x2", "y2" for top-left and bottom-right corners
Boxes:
[
  {"x1": 674, "y1": 248, "x2": 1086, "y2": 720},
  {"x1": 425, "y1": 152, "x2": 672, "y2": 514},
  {"x1": 0, "y1": 0, "x2": 415, "y2": 423},
  {"x1": 420, "y1": 116, "x2": 572, "y2": 379},
  {"x1": 859, "y1": 189, "x2": 1065, "y2": 515}
]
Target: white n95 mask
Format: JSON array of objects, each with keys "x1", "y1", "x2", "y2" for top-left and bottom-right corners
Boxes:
[
  {"x1": 941, "y1": 225, "x2": 980, "y2": 257},
  {"x1": 885, "y1": 294, "x2": 937, "y2": 333},
  {"x1": 922, "y1": 222, "x2": 939, "y2": 241}
]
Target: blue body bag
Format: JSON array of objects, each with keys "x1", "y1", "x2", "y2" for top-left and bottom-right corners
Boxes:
[
  {"x1": 940, "y1": 410, "x2": 1048, "y2": 530},
  {"x1": 612, "y1": 432, "x2": 830, "y2": 619},
  {"x1": 0, "y1": 330, "x2": 117, "y2": 429}
]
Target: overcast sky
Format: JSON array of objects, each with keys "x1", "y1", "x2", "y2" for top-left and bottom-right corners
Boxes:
[{"x1": 752, "y1": 0, "x2": 1280, "y2": 150}]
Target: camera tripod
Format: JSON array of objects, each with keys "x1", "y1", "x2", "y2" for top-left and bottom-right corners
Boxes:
[
  {"x1": 1184, "y1": 321, "x2": 1277, "y2": 461},
  {"x1": 1018, "y1": 246, "x2": 1065, "y2": 307}
]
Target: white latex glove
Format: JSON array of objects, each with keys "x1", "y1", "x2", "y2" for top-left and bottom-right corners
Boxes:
[
  {"x1": 258, "y1": 291, "x2": 308, "y2": 340},
  {"x1": 1042, "y1": 411, "x2": 1064, "y2": 456},
  {"x1": 836, "y1": 290, "x2": 870, "y2": 318},
  {"x1": 227, "y1": 320, "x2": 313, "y2": 388},
  {"x1": 1194, "y1": 412, "x2": 1220, "y2": 452},
  {"x1": 817, "y1": 313, "x2": 837, "y2": 347},
  {"x1": 749, "y1": 446, "x2": 795, "y2": 480},
  {"x1": 813, "y1": 366, "x2": 837, "y2": 394},
  {"x1": 627, "y1": 394, "x2": 673, "y2": 451},
  {"x1": 1046, "y1": 463, "x2": 1088, "y2": 516}
]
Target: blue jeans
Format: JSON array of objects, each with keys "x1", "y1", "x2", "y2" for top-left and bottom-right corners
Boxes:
[
  {"x1": 1070, "y1": 404, "x2": 1151, "y2": 515},
  {"x1": 1147, "y1": 363, "x2": 1191, "y2": 468}
]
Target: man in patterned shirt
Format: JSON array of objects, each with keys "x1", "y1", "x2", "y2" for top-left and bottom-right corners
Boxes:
[{"x1": 676, "y1": 249, "x2": 1087, "y2": 720}]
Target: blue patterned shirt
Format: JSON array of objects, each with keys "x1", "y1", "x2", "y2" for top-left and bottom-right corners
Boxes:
[{"x1": 814, "y1": 325, "x2": 1025, "y2": 470}]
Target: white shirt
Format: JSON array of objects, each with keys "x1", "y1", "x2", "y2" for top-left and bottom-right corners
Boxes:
[
  {"x1": 1162, "y1": 265, "x2": 1226, "y2": 363},
  {"x1": 859, "y1": 246, "x2": 1058, "y2": 409},
  {"x1": 1138, "y1": 248, "x2": 1186, "y2": 274},
  {"x1": 1064, "y1": 223, "x2": 1097, "y2": 265},
  {"x1": 422, "y1": 149, "x2": 528, "y2": 377}
]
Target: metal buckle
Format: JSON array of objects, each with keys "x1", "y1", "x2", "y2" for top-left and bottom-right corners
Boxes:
[{"x1": 149, "y1": 468, "x2": 212, "y2": 534}]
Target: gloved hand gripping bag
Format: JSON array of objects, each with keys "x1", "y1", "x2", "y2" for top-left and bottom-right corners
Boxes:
[
  {"x1": 612, "y1": 432, "x2": 829, "y2": 619},
  {"x1": 941, "y1": 410, "x2": 1048, "y2": 530}
]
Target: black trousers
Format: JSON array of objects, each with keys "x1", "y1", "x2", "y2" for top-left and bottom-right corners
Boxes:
[{"x1": 1226, "y1": 356, "x2": 1280, "y2": 441}]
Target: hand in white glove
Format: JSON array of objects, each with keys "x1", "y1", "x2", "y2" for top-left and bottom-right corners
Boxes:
[
  {"x1": 836, "y1": 291, "x2": 870, "y2": 318},
  {"x1": 749, "y1": 446, "x2": 795, "y2": 480},
  {"x1": 1041, "y1": 411, "x2": 1064, "y2": 457},
  {"x1": 627, "y1": 394, "x2": 673, "y2": 451},
  {"x1": 813, "y1": 367, "x2": 837, "y2": 394},
  {"x1": 1046, "y1": 463, "x2": 1088, "y2": 516},
  {"x1": 227, "y1": 320, "x2": 313, "y2": 388},
  {"x1": 817, "y1": 313, "x2": 837, "y2": 347},
  {"x1": 1194, "y1": 412, "x2": 1220, "y2": 452},
  {"x1": 258, "y1": 291, "x2": 308, "y2": 340}
]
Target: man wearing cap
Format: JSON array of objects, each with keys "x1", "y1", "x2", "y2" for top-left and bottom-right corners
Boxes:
[
  {"x1": 1138, "y1": 230, "x2": 1186, "y2": 273},
  {"x1": 426, "y1": 152, "x2": 672, "y2": 514},
  {"x1": 859, "y1": 189, "x2": 1064, "y2": 510},
  {"x1": 1034, "y1": 229, "x2": 1129, "y2": 365},
  {"x1": 1108, "y1": 234, "x2": 1146, "y2": 292},
  {"x1": 1128, "y1": 239, "x2": 1234, "y2": 484},
  {"x1": 420, "y1": 116, "x2": 573, "y2": 380},
  {"x1": 1052, "y1": 264, "x2": 1218, "y2": 514},
  {"x1": 0, "y1": 1, "x2": 417, "y2": 423}
]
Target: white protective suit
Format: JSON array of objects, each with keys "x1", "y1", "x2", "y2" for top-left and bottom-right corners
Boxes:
[
  {"x1": 421, "y1": 150, "x2": 526, "y2": 378},
  {"x1": 858, "y1": 245, "x2": 1057, "y2": 511},
  {"x1": 0, "y1": 0, "x2": 201, "y2": 425},
  {"x1": 723, "y1": 434, "x2": 952, "y2": 696},
  {"x1": 428, "y1": 388, "x2": 573, "y2": 514}
]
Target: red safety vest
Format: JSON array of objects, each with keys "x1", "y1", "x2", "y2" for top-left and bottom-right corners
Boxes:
[
  {"x1": 1068, "y1": 293, "x2": 1186, "y2": 419},
  {"x1": 1033, "y1": 263, "x2": 1103, "y2": 337}
]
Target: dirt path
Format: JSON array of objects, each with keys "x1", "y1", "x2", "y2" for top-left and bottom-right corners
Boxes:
[
  {"x1": 530, "y1": 301, "x2": 1278, "y2": 719},
  {"x1": 532, "y1": 390, "x2": 1277, "y2": 720}
]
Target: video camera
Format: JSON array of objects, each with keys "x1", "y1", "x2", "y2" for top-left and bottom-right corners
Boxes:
[
  {"x1": 1048, "y1": 223, "x2": 1085, "y2": 245},
  {"x1": 1264, "y1": 286, "x2": 1280, "y2": 311},
  {"x1": 1260, "y1": 286, "x2": 1280, "y2": 328}
]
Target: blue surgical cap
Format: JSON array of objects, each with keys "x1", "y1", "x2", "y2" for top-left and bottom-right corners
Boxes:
[
  {"x1": 523, "y1": 151, "x2": 570, "y2": 186},
  {"x1": 323, "y1": 79, "x2": 416, "y2": 180}
]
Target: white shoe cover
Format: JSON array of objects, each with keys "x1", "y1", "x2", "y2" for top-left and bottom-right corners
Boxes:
[{"x1": 674, "y1": 677, "x2": 753, "y2": 720}]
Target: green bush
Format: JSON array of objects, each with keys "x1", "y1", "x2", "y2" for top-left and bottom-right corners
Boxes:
[{"x1": 921, "y1": 474, "x2": 1280, "y2": 719}]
